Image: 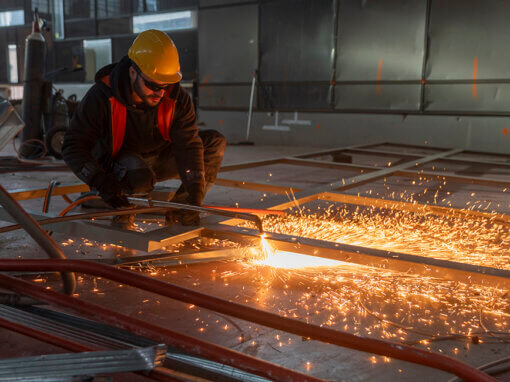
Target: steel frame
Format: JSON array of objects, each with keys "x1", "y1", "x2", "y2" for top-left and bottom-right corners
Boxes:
[{"x1": 1, "y1": 142, "x2": 509, "y2": 285}]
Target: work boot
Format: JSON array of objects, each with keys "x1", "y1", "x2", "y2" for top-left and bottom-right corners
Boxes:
[{"x1": 111, "y1": 214, "x2": 135, "y2": 230}]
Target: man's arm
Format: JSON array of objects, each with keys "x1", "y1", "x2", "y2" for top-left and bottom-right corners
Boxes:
[{"x1": 62, "y1": 87, "x2": 109, "y2": 187}]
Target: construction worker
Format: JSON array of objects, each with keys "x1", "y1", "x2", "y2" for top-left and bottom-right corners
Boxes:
[{"x1": 62, "y1": 29, "x2": 226, "y2": 229}]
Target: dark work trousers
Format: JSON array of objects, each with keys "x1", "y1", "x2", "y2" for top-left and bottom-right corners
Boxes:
[{"x1": 113, "y1": 130, "x2": 226, "y2": 201}]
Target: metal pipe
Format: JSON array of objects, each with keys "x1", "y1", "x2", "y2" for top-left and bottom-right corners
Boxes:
[
  {"x1": 0, "y1": 271, "x2": 324, "y2": 382},
  {"x1": 0, "y1": 185, "x2": 76, "y2": 295},
  {"x1": 0, "y1": 259, "x2": 496, "y2": 382},
  {"x1": 0, "y1": 206, "x2": 168, "y2": 234}
]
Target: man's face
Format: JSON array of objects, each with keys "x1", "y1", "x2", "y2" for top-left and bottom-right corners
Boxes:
[{"x1": 130, "y1": 66, "x2": 172, "y2": 107}]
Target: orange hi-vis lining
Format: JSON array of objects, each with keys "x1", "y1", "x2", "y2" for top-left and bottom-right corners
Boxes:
[{"x1": 101, "y1": 75, "x2": 176, "y2": 157}]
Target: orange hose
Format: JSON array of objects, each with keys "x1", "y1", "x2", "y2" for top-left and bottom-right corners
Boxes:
[{"x1": 58, "y1": 195, "x2": 102, "y2": 216}]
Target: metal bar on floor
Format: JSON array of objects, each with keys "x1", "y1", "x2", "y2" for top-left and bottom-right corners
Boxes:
[{"x1": 0, "y1": 344, "x2": 166, "y2": 380}]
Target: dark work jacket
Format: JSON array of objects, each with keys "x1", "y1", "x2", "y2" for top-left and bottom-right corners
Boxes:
[{"x1": 62, "y1": 56, "x2": 204, "y2": 192}]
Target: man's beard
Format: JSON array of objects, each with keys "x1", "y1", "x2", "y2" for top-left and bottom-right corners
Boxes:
[{"x1": 134, "y1": 79, "x2": 163, "y2": 108}]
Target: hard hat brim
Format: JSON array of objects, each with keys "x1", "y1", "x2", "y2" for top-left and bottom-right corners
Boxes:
[{"x1": 149, "y1": 70, "x2": 182, "y2": 84}]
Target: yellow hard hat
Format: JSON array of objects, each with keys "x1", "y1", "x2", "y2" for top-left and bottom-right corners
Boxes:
[{"x1": 128, "y1": 29, "x2": 182, "y2": 83}]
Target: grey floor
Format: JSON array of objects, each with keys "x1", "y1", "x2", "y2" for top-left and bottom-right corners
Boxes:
[{"x1": 0, "y1": 139, "x2": 509, "y2": 381}]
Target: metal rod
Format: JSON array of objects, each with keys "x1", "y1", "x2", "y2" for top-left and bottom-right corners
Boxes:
[
  {"x1": 245, "y1": 69, "x2": 256, "y2": 141},
  {"x1": 0, "y1": 259, "x2": 496, "y2": 382},
  {"x1": 0, "y1": 206, "x2": 169, "y2": 234},
  {"x1": 0, "y1": 270, "x2": 324, "y2": 382},
  {"x1": 128, "y1": 197, "x2": 264, "y2": 234},
  {"x1": 0, "y1": 185, "x2": 75, "y2": 295}
]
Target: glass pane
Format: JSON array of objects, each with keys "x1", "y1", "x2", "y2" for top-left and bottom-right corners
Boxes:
[
  {"x1": 7, "y1": 44, "x2": 19, "y2": 83},
  {"x1": 133, "y1": 10, "x2": 196, "y2": 33},
  {"x1": 0, "y1": 10, "x2": 24, "y2": 27},
  {"x1": 134, "y1": 0, "x2": 157, "y2": 12},
  {"x1": 83, "y1": 39, "x2": 112, "y2": 82},
  {"x1": 146, "y1": 0, "x2": 157, "y2": 11},
  {"x1": 52, "y1": 0, "x2": 65, "y2": 39}
]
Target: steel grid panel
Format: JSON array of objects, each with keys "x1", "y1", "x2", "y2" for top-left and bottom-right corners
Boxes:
[
  {"x1": 427, "y1": 0, "x2": 510, "y2": 80},
  {"x1": 259, "y1": 0, "x2": 334, "y2": 82},
  {"x1": 337, "y1": 0, "x2": 426, "y2": 81}
]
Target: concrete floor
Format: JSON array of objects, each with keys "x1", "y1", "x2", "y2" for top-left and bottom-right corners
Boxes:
[{"x1": 0, "y1": 139, "x2": 509, "y2": 381}]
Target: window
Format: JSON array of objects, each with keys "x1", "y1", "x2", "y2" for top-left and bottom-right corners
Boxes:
[
  {"x1": 136, "y1": 0, "x2": 157, "y2": 12},
  {"x1": 7, "y1": 45, "x2": 19, "y2": 83},
  {"x1": 83, "y1": 39, "x2": 112, "y2": 82},
  {"x1": 51, "y1": 0, "x2": 65, "y2": 39},
  {"x1": 0, "y1": 10, "x2": 24, "y2": 27},
  {"x1": 133, "y1": 10, "x2": 196, "y2": 33}
]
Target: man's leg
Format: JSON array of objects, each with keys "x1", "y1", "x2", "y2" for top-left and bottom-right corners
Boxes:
[
  {"x1": 111, "y1": 152, "x2": 156, "y2": 229},
  {"x1": 153, "y1": 129, "x2": 226, "y2": 202},
  {"x1": 201, "y1": 129, "x2": 227, "y2": 193},
  {"x1": 152, "y1": 130, "x2": 226, "y2": 225}
]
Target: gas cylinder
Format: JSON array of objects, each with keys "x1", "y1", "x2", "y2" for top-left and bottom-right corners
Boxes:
[{"x1": 20, "y1": 11, "x2": 46, "y2": 158}]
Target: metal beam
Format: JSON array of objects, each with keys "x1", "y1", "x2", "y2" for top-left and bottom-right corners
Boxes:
[
  {"x1": 395, "y1": 170, "x2": 510, "y2": 188},
  {"x1": 281, "y1": 157, "x2": 381, "y2": 172},
  {"x1": 215, "y1": 177, "x2": 295, "y2": 194},
  {"x1": 319, "y1": 192, "x2": 510, "y2": 225},
  {"x1": 218, "y1": 143, "x2": 381, "y2": 173},
  {"x1": 202, "y1": 224, "x2": 510, "y2": 290}
]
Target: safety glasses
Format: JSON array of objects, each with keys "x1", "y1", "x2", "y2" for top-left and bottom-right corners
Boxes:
[{"x1": 133, "y1": 65, "x2": 172, "y2": 92}]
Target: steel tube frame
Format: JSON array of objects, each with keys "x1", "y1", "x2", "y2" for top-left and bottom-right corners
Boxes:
[
  {"x1": 0, "y1": 259, "x2": 497, "y2": 382},
  {"x1": 0, "y1": 268, "x2": 324, "y2": 382}
]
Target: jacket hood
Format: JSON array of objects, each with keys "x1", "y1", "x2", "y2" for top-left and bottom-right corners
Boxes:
[{"x1": 95, "y1": 56, "x2": 147, "y2": 112}]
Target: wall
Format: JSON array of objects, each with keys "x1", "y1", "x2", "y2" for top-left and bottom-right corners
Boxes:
[{"x1": 197, "y1": 0, "x2": 510, "y2": 153}]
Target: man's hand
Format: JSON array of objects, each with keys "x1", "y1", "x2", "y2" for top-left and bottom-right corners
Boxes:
[
  {"x1": 165, "y1": 184, "x2": 204, "y2": 226},
  {"x1": 98, "y1": 176, "x2": 130, "y2": 209}
]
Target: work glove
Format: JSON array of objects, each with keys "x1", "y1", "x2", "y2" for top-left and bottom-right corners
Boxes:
[
  {"x1": 97, "y1": 176, "x2": 131, "y2": 209},
  {"x1": 165, "y1": 184, "x2": 204, "y2": 226}
]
